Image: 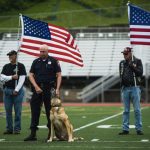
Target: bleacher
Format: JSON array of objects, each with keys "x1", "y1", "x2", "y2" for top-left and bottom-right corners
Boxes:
[{"x1": 0, "y1": 32, "x2": 150, "y2": 77}]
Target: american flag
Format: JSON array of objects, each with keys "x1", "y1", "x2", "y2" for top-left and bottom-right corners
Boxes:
[
  {"x1": 128, "y1": 4, "x2": 150, "y2": 45},
  {"x1": 20, "y1": 15, "x2": 83, "y2": 67}
]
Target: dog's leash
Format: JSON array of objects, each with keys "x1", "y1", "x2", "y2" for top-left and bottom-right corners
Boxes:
[{"x1": 51, "y1": 88, "x2": 60, "y2": 99}]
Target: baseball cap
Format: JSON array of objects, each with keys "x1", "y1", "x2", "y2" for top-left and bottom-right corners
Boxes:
[
  {"x1": 121, "y1": 47, "x2": 132, "y2": 54},
  {"x1": 7, "y1": 50, "x2": 17, "y2": 56}
]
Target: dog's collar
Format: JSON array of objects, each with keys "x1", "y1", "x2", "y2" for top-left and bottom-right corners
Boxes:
[
  {"x1": 53, "y1": 106, "x2": 61, "y2": 113},
  {"x1": 54, "y1": 107, "x2": 59, "y2": 110},
  {"x1": 52, "y1": 104, "x2": 62, "y2": 107}
]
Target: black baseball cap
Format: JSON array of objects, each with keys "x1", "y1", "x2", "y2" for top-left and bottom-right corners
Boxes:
[
  {"x1": 7, "y1": 50, "x2": 17, "y2": 56},
  {"x1": 121, "y1": 47, "x2": 132, "y2": 54}
]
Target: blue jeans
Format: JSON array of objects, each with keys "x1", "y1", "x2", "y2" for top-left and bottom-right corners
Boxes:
[
  {"x1": 3, "y1": 87, "x2": 24, "y2": 132},
  {"x1": 121, "y1": 86, "x2": 142, "y2": 132}
]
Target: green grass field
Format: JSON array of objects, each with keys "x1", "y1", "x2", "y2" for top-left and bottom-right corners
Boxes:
[
  {"x1": 1, "y1": 0, "x2": 150, "y2": 30},
  {"x1": 0, "y1": 104, "x2": 150, "y2": 150}
]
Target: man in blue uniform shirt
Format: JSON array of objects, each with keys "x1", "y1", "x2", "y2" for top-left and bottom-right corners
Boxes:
[{"x1": 24, "y1": 44, "x2": 62, "y2": 141}]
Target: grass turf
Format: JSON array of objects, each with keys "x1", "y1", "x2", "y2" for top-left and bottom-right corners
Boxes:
[{"x1": 0, "y1": 104, "x2": 150, "y2": 150}]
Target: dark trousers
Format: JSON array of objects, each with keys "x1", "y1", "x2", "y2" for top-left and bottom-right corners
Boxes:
[{"x1": 30, "y1": 85, "x2": 51, "y2": 131}]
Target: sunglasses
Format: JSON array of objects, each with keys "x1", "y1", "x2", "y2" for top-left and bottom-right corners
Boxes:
[{"x1": 123, "y1": 53, "x2": 128, "y2": 55}]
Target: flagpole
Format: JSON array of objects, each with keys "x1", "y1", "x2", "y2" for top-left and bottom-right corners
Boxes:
[
  {"x1": 15, "y1": 14, "x2": 21, "y2": 87},
  {"x1": 131, "y1": 49, "x2": 137, "y2": 86},
  {"x1": 127, "y1": 2, "x2": 137, "y2": 86}
]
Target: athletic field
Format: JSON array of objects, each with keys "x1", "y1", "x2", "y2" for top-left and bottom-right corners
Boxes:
[{"x1": 0, "y1": 103, "x2": 150, "y2": 150}]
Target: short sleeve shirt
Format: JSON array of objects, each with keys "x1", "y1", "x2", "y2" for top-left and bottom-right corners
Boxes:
[
  {"x1": 30, "y1": 56, "x2": 61, "y2": 83},
  {"x1": 1, "y1": 62, "x2": 27, "y2": 89}
]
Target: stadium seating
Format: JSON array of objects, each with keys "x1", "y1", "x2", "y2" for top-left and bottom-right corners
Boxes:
[{"x1": 0, "y1": 33, "x2": 150, "y2": 77}]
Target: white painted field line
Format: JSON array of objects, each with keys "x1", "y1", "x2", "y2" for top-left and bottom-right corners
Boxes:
[
  {"x1": 1, "y1": 140, "x2": 149, "y2": 143},
  {"x1": 0, "y1": 146, "x2": 97, "y2": 149},
  {"x1": 74, "y1": 107, "x2": 148, "y2": 132},
  {"x1": 4, "y1": 145, "x2": 147, "y2": 150},
  {"x1": 101, "y1": 147, "x2": 150, "y2": 149},
  {"x1": 74, "y1": 112, "x2": 122, "y2": 132},
  {"x1": 0, "y1": 146, "x2": 148, "y2": 149}
]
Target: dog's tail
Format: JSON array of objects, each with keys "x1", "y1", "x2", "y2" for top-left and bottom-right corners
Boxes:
[{"x1": 74, "y1": 137, "x2": 84, "y2": 141}]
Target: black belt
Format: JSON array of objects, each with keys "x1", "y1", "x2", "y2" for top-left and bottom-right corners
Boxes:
[
  {"x1": 123, "y1": 84, "x2": 136, "y2": 87},
  {"x1": 38, "y1": 82, "x2": 55, "y2": 88}
]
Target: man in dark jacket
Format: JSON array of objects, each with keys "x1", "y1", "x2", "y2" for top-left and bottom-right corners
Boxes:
[{"x1": 119, "y1": 47, "x2": 144, "y2": 135}]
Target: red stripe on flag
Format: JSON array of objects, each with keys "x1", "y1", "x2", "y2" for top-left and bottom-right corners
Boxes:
[
  {"x1": 51, "y1": 32, "x2": 66, "y2": 41},
  {"x1": 71, "y1": 39, "x2": 75, "y2": 47},
  {"x1": 130, "y1": 28, "x2": 150, "y2": 32},
  {"x1": 21, "y1": 44, "x2": 83, "y2": 62},
  {"x1": 22, "y1": 38, "x2": 81, "y2": 57},
  {"x1": 54, "y1": 57, "x2": 83, "y2": 67},
  {"x1": 50, "y1": 28, "x2": 68, "y2": 38},
  {"x1": 21, "y1": 44, "x2": 39, "y2": 51},
  {"x1": 20, "y1": 49, "x2": 83, "y2": 67},
  {"x1": 51, "y1": 37, "x2": 77, "y2": 50},
  {"x1": 20, "y1": 49, "x2": 39, "y2": 57},
  {"x1": 48, "y1": 23, "x2": 68, "y2": 31},
  {"x1": 130, "y1": 35, "x2": 150, "y2": 39},
  {"x1": 131, "y1": 41, "x2": 150, "y2": 45},
  {"x1": 48, "y1": 50, "x2": 83, "y2": 62}
]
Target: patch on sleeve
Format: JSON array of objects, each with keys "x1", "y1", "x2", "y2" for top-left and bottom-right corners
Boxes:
[{"x1": 57, "y1": 61, "x2": 60, "y2": 66}]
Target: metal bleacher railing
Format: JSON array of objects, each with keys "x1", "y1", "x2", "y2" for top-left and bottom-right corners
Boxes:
[{"x1": 77, "y1": 73, "x2": 120, "y2": 102}]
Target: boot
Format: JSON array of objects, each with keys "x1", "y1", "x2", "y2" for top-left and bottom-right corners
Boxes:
[
  {"x1": 24, "y1": 130, "x2": 37, "y2": 141},
  {"x1": 118, "y1": 130, "x2": 129, "y2": 135},
  {"x1": 3, "y1": 130, "x2": 13, "y2": 134},
  {"x1": 137, "y1": 130, "x2": 144, "y2": 135}
]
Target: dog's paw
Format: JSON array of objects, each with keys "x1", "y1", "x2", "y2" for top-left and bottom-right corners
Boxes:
[
  {"x1": 47, "y1": 139, "x2": 52, "y2": 143},
  {"x1": 68, "y1": 139, "x2": 74, "y2": 142}
]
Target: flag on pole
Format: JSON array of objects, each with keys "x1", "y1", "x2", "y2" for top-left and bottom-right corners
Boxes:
[
  {"x1": 128, "y1": 3, "x2": 150, "y2": 45},
  {"x1": 20, "y1": 15, "x2": 83, "y2": 67}
]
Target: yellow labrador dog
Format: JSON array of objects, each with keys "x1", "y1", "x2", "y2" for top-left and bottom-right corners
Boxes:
[{"x1": 47, "y1": 97, "x2": 74, "y2": 142}]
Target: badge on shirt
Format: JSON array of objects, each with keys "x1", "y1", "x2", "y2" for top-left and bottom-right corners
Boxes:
[{"x1": 48, "y1": 61, "x2": 51, "y2": 65}]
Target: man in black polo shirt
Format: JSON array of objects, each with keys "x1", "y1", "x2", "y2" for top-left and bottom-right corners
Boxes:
[
  {"x1": 24, "y1": 44, "x2": 62, "y2": 141},
  {"x1": 0, "y1": 50, "x2": 26, "y2": 134}
]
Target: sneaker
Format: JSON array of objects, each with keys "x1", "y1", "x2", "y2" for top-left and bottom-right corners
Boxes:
[
  {"x1": 137, "y1": 131, "x2": 144, "y2": 135},
  {"x1": 118, "y1": 130, "x2": 129, "y2": 135},
  {"x1": 24, "y1": 135, "x2": 37, "y2": 141},
  {"x1": 14, "y1": 131, "x2": 20, "y2": 134},
  {"x1": 3, "y1": 130, "x2": 13, "y2": 135}
]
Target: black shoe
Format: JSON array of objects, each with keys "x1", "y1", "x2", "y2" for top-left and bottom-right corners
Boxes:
[
  {"x1": 3, "y1": 130, "x2": 13, "y2": 134},
  {"x1": 24, "y1": 135, "x2": 37, "y2": 141},
  {"x1": 14, "y1": 131, "x2": 20, "y2": 134},
  {"x1": 119, "y1": 130, "x2": 129, "y2": 135},
  {"x1": 137, "y1": 131, "x2": 144, "y2": 135}
]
